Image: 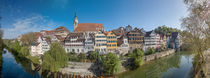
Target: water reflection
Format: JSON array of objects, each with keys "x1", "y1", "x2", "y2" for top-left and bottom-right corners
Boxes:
[
  {"x1": 1, "y1": 49, "x2": 193, "y2": 78},
  {"x1": 117, "y1": 52, "x2": 193, "y2": 78},
  {"x1": 2, "y1": 49, "x2": 40, "y2": 78}
]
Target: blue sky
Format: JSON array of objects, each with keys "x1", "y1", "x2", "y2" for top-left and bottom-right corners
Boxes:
[{"x1": 0, "y1": 0, "x2": 188, "y2": 39}]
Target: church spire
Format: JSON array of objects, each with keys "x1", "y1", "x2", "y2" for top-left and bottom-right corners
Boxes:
[{"x1": 73, "y1": 12, "x2": 78, "y2": 31}]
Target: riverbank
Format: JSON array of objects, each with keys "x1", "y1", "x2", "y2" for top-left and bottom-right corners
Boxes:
[
  {"x1": 117, "y1": 51, "x2": 193, "y2": 78},
  {"x1": 144, "y1": 49, "x2": 175, "y2": 62},
  {"x1": 58, "y1": 49, "x2": 176, "y2": 77},
  {"x1": 201, "y1": 49, "x2": 210, "y2": 78}
]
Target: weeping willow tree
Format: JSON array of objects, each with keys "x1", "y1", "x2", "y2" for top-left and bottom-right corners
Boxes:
[
  {"x1": 181, "y1": 0, "x2": 210, "y2": 77},
  {"x1": 42, "y1": 42, "x2": 68, "y2": 77}
]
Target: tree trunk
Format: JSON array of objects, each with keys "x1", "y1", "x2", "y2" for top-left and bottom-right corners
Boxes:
[{"x1": 54, "y1": 72, "x2": 57, "y2": 78}]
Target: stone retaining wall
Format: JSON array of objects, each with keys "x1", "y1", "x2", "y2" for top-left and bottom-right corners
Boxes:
[
  {"x1": 59, "y1": 62, "x2": 94, "y2": 77},
  {"x1": 144, "y1": 49, "x2": 175, "y2": 62}
]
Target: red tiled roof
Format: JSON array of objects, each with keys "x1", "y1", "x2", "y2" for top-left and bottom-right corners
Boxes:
[
  {"x1": 103, "y1": 31, "x2": 109, "y2": 35},
  {"x1": 73, "y1": 23, "x2": 104, "y2": 32},
  {"x1": 45, "y1": 30, "x2": 56, "y2": 35},
  {"x1": 112, "y1": 27, "x2": 125, "y2": 36},
  {"x1": 35, "y1": 32, "x2": 43, "y2": 37},
  {"x1": 55, "y1": 26, "x2": 70, "y2": 33}
]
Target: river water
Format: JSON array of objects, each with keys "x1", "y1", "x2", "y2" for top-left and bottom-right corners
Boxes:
[
  {"x1": 117, "y1": 52, "x2": 194, "y2": 78},
  {"x1": 1, "y1": 49, "x2": 193, "y2": 78},
  {"x1": 1, "y1": 49, "x2": 40, "y2": 78}
]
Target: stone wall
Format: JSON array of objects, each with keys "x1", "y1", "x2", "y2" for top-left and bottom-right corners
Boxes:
[
  {"x1": 59, "y1": 62, "x2": 94, "y2": 77},
  {"x1": 144, "y1": 49, "x2": 175, "y2": 62}
]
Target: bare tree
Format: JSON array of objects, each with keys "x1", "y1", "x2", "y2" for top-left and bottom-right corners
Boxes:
[{"x1": 181, "y1": 0, "x2": 210, "y2": 77}]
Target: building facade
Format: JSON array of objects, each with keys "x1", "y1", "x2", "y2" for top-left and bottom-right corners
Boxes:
[
  {"x1": 159, "y1": 34, "x2": 167, "y2": 47},
  {"x1": 117, "y1": 35, "x2": 129, "y2": 54},
  {"x1": 94, "y1": 31, "x2": 107, "y2": 54},
  {"x1": 105, "y1": 31, "x2": 117, "y2": 52},
  {"x1": 170, "y1": 32, "x2": 182, "y2": 50},
  {"x1": 125, "y1": 25, "x2": 132, "y2": 33},
  {"x1": 84, "y1": 33, "x2": 95, "y2": 53},
  {"x1": 144, "y1": 30, "x2": 161, "y2": 51},
  {"x1": 127, "y1": 28, "x2": 145, "y2": 50},
  {"x1": 54, "y1": 26, "x2": 70, "y2": 38},
  {"x1": 64, "y1": 33, "x2": 85, "y2": 53},
  {"x1": 30, "y1": 36, "x2": 50, "y2": 56}
]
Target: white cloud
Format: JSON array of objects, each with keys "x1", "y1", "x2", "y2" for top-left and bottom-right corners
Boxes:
[{"x1": 3, "y1": 14, "x2": 60, "y2": 39}]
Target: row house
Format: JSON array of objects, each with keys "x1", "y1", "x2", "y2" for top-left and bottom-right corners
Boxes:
[
  {"x1": 40, "y1": 26, "x2": 70, "y2": 43},
  {"x1": 112, "y1": 27, "x2": 129, "y2": 54},
  {"x1": 127, "y1": 28, "x2": 145, "y2": 51},
  {"x1": 94, "y1": 31, "x2": 107, "y2": 54},
  {"x1": 54, "y1": 26, "x2": 70, "y2": 38},
  {"x1": 64, "y1": 32, "x2": 95, "y2": 53},
  {"x1": 170, "y1": 32, "x2": 182, "y2": 50},
  {"x1": 112, "y1": 27, "x2": 126, "y2": 38},
  {"x1": 105, "y1": 31, "x2": 118, "y2": 53},
  {"x1": 84, "y1": 33, "x2": 95, "y2": 53},
  {"x1": 125, "y1": 25, "x2": 132, "y2": 33},
  {"x1": 30, "y1": 36, "x2": 50, "y2": 56},
  {"x1": 64, "y1": 33, "x2": 85, "y2": 53},
  {"x1": 144, "y1": 30, "x2": 161, "y2": 51},
  {"x1": 160, "y1": 34, "x2": 167, "y2": 47},
  {"x1": 117, "y1": 35, "x2": 129, "y2": 54}
]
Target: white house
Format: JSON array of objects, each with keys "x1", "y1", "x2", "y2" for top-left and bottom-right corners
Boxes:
[
  {"x1": 64, "y1": 33, "x2": 85, "y2": 53},
  {"x1": 117, "y1": 35, "x2": 129, "y2": 54},
  {"x1": 171, "y1": 32, "x2": 182, "y2": 50},
  {"x1": 84, "y1": 33, "x2": 95, "y2": 53},
  {"x1": 94, "y1": 31, "x2": 107, "y2": 54},
  {"x1": 30, "y1": 36, "x2": 50, "y2": 56},
  {"x1": 144, "y1": 30, "x2": 161, "y2": 51}
]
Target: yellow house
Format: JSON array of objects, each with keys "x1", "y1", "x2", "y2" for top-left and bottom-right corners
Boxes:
[{"x1": 105, "y1": 31, "x2": 117, "y2": 52}]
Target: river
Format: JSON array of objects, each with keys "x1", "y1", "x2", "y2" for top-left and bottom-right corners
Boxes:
[
  {"x1": 1, "y1": 49, "x2": 40, "y2": 78},
  {"x1": 1, "y1": 49, "x2": 193, "y2": 78},
  {"x1": 117, "y1": 52, "x2": 194, "y2": 78}
]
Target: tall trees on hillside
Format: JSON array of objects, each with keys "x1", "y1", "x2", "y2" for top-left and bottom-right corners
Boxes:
[
  {"x1": 181, "y1": 0, "x2": 210, "y2": 77},
  {"x1": 155, "y1": 25, "x2": 180, "y2": 35},
  {"x1": 20, "y1": 32, "x2": 37, "y2": 46}
]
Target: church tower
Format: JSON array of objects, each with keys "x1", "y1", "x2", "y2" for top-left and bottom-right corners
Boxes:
[{"x1": 73, "y1": 12, "x2": 78, "y2": 31}]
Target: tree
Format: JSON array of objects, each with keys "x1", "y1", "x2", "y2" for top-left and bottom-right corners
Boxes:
[
  {"x1": 20, "y1": 32, "x2": 37, "y2": 46},
  {"x1": 88, "y1": 51, "x2": 99, "y2": 62},
  {"x1": 102, "y1": 53, "x2": 122, "y2": 75},
  {"x1": 132, "y1": 49, "x2": 144, "y2": 68},
  {"x1": 42, "y1": 42, "x2": 68, "y2": 72},
  {"x1": 181, "y1": 0, "x2": 210, "y2": 77},
  {"x1": 14, "y1": 40, "x2": 21, "y2": 52},
  {"x1": 155, "y1": 25, "x2": 180, "y2": 35},
  {"x1": 0, "y1": 24, "x2": 3, "y2": 51},
  {"x1": 20, "y1": 46, "x2": 29, "y2": 56},
  {"x1": 145, "y1": 48, "x2": 155, "y2": 55},
  {"x1": 67, "y1": 52, "x2": 80, "y2": 62},
  {"x1": 78, "y1": 53, "x2": 86, "y2": 62}
]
